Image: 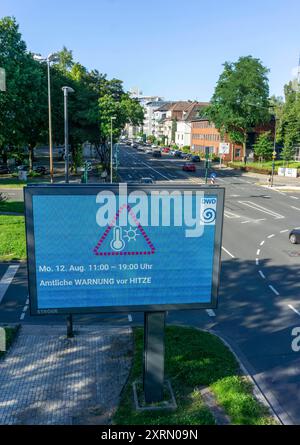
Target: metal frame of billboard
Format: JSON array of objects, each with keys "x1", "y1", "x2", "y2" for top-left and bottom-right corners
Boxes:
[{"x1": 24, "y1": 183, "x2": 225, "y2": 316}]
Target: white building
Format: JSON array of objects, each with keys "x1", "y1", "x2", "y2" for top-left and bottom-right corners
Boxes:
[{"x1": 175, "y1": 121, "x2": 192, "y2": 147}]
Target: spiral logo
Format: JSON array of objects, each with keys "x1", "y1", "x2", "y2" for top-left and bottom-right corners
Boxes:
[{"x1": 200, "y1": 207, "x2": 216, "y2": 224}]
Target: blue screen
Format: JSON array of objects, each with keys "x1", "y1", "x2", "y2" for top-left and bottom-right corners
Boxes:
[{"x1": 32, "y1": 192, "x2": 218, "y2": 310}]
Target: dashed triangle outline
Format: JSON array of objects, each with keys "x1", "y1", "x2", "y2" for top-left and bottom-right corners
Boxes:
[{"x1": 93, "y1": 204, "x2": 155, "y2": 256}]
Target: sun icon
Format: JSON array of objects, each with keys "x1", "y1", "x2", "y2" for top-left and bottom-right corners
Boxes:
[{"x1": 124, "y1": 226, "x2": 140, "y2": 242}]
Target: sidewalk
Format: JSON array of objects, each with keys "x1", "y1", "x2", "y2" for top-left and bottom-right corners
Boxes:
[{"x1": 0, "y1": 324, "x2": 132, "y2": 425}]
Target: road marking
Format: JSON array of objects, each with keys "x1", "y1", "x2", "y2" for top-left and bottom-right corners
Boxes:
[
  {"x1": 288, "y1": 304, "x2": 300, "y2": 317},
  {"x1": 128, "y1": 314, "x2": 132, "y2": 322},
  {"x1": 269, "y1": 285, "x2": 279, "y2": 296},
  {"x1": 256, "y1": 249, "x2": 260, "y2": 255},
  {"x1": 258, "y1": 270, "x2": 266, "y2": 279},
  {"x1": 256, "y1": 258, "x2": 259, "y2": 265},
  {"x1": 291, "y1": 206, "x2": 300, "y2": 211},
  {"x1": 20, "y1": 313, "x2": 25, "y2": 320},
  {"x1": 260, "y1": 240, "x2": 265, "y2": 246},
  {"x1": 229, "y1": 194, "x2": 240, "y2": 197},
  {"x1": 267, "y1": 234, "x2": 275, "y2": 238},
  {"x1": 238, "y1": 201, "x2": 284, "y2": 219},
  {"x1": 0, "y1": 265, "x2": 19, "y2": 304},
  {"x1": 224, "y1": 210, "x2": 241, "y2": 219},
  {"x1": 241, "y1": 220, "x2": 251, "y2": 224},
  {"x1": 290, "y1": 196, "x2": 299, "y2": 200},
  {"x1": 221, "y1": 246, "x2": 235, "y2": 258},
  {"x1": 280, "y1": 229, "x2": 289, "y2": 233},
  {"x1": 141, "y1": 161, "x2": 171, "y2": 180},
  {"x1": 206, "y1": 309, "x2": 216, "y2": 317}
]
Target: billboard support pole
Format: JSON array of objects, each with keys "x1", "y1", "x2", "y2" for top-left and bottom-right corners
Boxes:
[
  {"x1": 143, "y1": 311, "x2": 165, "y2": 403},
  {"x1": 67, "y1": 314, "x2": 74, "y2": 338}
]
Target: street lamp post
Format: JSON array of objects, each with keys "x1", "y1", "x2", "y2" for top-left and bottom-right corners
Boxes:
[
  {"x1": 62, "y1": 86, "x2": 75, "y2": 184},
  {"x1": 33, "y1": 53, "x2": 59, "y2": 183},
  {"x1": 271, "y1": 117, "x2": 277, "y2": 187},
  {"x1": 110, "y1": 116, "x2": 116, "y2": 182}
]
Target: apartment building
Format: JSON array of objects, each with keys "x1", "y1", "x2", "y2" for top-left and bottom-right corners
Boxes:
[{"x1": 175, "y1": 102, "x2": 209, "y2": 147}]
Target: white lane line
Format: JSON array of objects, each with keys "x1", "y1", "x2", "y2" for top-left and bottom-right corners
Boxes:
[
  {"x1": 256, "y1": 249, "x2": 260, "y2": 256},
  {"x1": 224, "y1": 210, "x2": 241, "y2": 219},
  {"x1": 141, "y1": 161, "x2": 171, "y2": 181},
  {"x1": 290, "y1": 196, "x2": 299, "y2": 200},
  {"x1": 229, "y1": 194, "x2": 240, "y2": 197},
  {"x1": 221, "y1": 246, "x2": 235, "y2": 258},
  {"x1": 258, "y1": 270, "x2": 266, "y2": 279},
  {"x1": 20, "y1": 313, "x2": 25, "y2": 320},
  {"x1": 238, "y1": 201, "x2": 284, "y2": 219},
  {"x1": 206, "y1": 309, "x2": 216, "y2": 317},
  {"x1": 23, "y1": 305, "x2": 29, "y2": 313},
  {"x1": 254, "y1": 218, "x2": 267, "y2": 223},
  {"x1": 280, "y1": 229, "x2": 289, "y2": 233},
  {"x1": 128, "y1": 314, "x2": 133, "y2": 322},
  {"x1": 0, "y1": 265, "x2": 19, "y2": 304},
  {"x1": 241, "y1": 220, "x2": 251, "y2": 224},
  {"x1": 267, "y1": 234, "x2": 275, "y2": 238},
  {"x1": 288, "y1": 304, "x2": 300, "y2": 317},
  {"x1": 260, "y1": 240, "x2": 265, "y2": 246},
  {"x1": 269, "y1": 285, "x2": 280, "y2": 296},
  {"x1": 256, "y1": 258, "x2": 259, "y2": 265},
  {"x1": 26, "y1": 298, "x2": 29, "y2": 305},
  {"x1": 291, "y1": 206, "x2": 300, "y2": 211}
]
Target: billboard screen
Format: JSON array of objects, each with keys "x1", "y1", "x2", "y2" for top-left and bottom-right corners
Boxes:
[{"x1": 25, "y1": 184, "x2": 224, "y2": 315}]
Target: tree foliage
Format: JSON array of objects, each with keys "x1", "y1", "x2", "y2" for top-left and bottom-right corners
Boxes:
[
  {"x1": 0, "y1": 16, "x2": 144, "y2": 171},
  {"x1": 253, "y1": 131, "x2": 273, "y2": 161},
  {"x1": 206, "y1": 56, "x2": 270, "y2": 155}
]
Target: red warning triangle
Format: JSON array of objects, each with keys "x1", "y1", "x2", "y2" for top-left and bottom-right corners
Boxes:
[{"x1": 93, "y1": 204, "x2": 155, "y2": 256}]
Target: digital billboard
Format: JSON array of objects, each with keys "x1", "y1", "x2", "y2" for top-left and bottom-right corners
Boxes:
[{"x1": 24, "y1": 184, "x2": 224, "y2": 315}]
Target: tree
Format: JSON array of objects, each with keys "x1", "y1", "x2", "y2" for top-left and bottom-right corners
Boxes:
[
  {"x1": 277, "y1": 82, "x2": 300, "y2": 164},
  {"x1": 206, "y1": 56, "x2": 270, "y2": 157},
  {"x1": 253, "y1": 131, "x2": 273, "y2": 161}
]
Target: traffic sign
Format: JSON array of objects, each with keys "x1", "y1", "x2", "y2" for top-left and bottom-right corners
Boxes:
[
  {"x1": 24, "y1": 184, "x2": 224, "y2": 315},
  {"x1": 219, "y1": 143, "x2": 230, "y2": 155},
  {"x1": 210, "y1": 172, "x2": 217, "y2": 179}
]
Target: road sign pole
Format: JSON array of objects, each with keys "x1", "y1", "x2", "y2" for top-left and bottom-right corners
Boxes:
[
  {"x1": 205, "y1": 147, "x2": 210, "y2": 184},
  {"x1": 143, "y1": 311, "x2": 165, "y2": 403}
]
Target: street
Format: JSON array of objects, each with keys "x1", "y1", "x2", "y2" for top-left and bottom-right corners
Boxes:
[{"x1": 1, "y1": 143, "x2": 300, "y2": 423}]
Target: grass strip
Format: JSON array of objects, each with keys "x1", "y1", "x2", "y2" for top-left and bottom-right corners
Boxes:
[
  {"x1": 0, "y1": 215, "x2": 26, "y2": 261},
  {"x1": 113, "y1": 326, "x2": 276, "y2": 425}
]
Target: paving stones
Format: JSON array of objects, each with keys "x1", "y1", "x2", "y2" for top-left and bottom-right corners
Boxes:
[{"x1": 0, "y1": 324, "x2": 132, "y2": 425}]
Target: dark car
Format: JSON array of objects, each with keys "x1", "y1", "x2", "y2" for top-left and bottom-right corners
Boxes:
[
  {"x1": 174, "y1": 151, "x2": 183, "y2": 158},
  {"x1": 289, "y1": 229, "x2": 300, "y2": 244},
  {"x1": 152, "y1": 150, "x2": 162, "y2": 158},
  {"x1": 192, "y1": 155, "x2": 201, "y2": 162},
  {"x1": 140, "y1": 177, "x2": 155, "y2": 184},
  {"x1": 33, "y1": 165, "x2": 48, "y2": 175},
  {"x1": 0, "y1": 165, "x2": 9, "y2": 175}
]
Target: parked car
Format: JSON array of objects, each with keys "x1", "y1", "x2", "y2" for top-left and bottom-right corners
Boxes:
[
  {"x1": 17, "y1": 165, "x2": 29, "y2": 172},
  {"x1": 0, "y1": 165, "x2": 9, "y2": 175},
  {"x1": 192, "y1": 155, "x2": 201, "y2": 162},
  {"x1": 170, "y1": 150, "x2": 176, "y2": 156},
  {"x1": 162, "y1": 147, "x2": 170, "y2": 153},
  {"x1": 289, "y1": 229, "x2": 300, "y2": 244},
  {"x1": 151, "y1": 144, "x2": 158, "y2": 149},
  {"x1": 140, "y1": 177, "x2": 155, "y2": 184},
  {"x1": 33, "y1": 165, "x2": 48, "y2": 175},
  {"x1": 152, "y1": 150, "x2": 162, "y2": 158},
  {"x1": 182, "y1": 162, "x2": 196, "y2": 172},
  {"x1": 174, "y1": 151, "x2": 183, "y2": 158},
  {"x1": 131, "y1": 142, "x2": 138, "y2": 148},
  {"x1": 145, "y1": 148, "x2": 153, "y2": 154}
]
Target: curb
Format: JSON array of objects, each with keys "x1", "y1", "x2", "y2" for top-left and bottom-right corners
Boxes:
[{"x1": 207, "y1": 328, "x2": 293, "y2": 425}]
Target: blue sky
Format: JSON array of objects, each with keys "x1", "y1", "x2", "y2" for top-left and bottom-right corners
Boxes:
[{"x1": 1, "y1": 0, "x2": 299, "y2": 101}]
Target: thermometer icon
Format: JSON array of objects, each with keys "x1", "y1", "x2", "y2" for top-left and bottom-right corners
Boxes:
[{"x1": 110, "y1": 226, "x2": 125, "y2": 251}]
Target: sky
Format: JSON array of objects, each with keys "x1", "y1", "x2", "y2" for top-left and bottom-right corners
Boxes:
[{"x1": 1, "y1": 0, "x2": 300, "y2": 101}]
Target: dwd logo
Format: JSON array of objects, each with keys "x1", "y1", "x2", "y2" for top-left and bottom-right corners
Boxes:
[
  {"x1": 0, "y1": 327, "x2": 6, "y2": 352},
  {"x1": 200, "y1": 198, "x2": 217, "y2": 225}
]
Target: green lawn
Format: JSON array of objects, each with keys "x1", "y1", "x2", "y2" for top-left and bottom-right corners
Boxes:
[
  {"x1": 228, "y1": 160, "x2": 300, "y2": 172},
  {"x1": 113, "y1": 326, "x2": 275, "y2": 425},
  {"x1": 0, "y1": 215, "x2": 26, "y2": 261},
  {"x1": 0, "y1": 201, "x2": 24, "y2": 214},
  {"x1": 0, "y1": 326, "x2": 19, "y2": 359},
  {"x1": 0, "y1": 177, "x2": 49, "y2": 188}
]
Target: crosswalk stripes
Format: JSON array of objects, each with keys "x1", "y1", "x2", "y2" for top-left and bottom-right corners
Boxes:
[{"x1": 0, "y1": 264, "x2": 19, "y2": 304}]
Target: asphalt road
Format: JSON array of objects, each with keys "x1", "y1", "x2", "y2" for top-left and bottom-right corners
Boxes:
[{"x1": 1, "y1": 143, "x2": 300, "y2": 423}]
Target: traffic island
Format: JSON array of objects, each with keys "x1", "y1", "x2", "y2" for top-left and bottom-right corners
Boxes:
[{"x1": 113, "y1": 326, "x2": 277, "y2": 425}]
